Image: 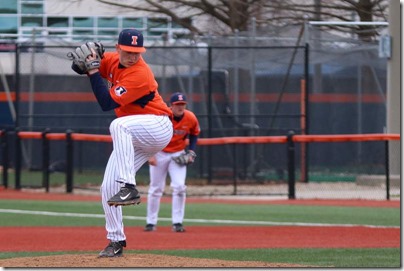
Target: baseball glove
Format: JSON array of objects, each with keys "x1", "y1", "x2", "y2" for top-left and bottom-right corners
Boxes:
[
  {"x1": 67, "y1": 41, "x2": 105, "y2": 75},
  {"x1": 172, "y1": 150, "x2": 197, "y2": 165}
]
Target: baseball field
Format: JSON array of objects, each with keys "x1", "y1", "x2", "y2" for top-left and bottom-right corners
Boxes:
[{"x1": 0, "y1": 187, "x2": 400, "y2": 268}]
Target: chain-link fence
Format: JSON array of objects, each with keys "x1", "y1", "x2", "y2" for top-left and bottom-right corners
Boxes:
[{"x1": 0, "y1": 23, "x2": 397, "y2": 199}]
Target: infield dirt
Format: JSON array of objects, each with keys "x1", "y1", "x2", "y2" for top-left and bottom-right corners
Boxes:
[{"x1": 0, "y1": 254, "x2": 314, "y2": 268}]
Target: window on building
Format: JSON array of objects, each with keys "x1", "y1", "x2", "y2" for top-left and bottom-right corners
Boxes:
[
  {"x1": 73, "y1": 17, "x2": 94, "y2": 27},
  {"x1": 21, "y1": 3, "x2": 43, "y2": 14},
  {"x1": 97, "y1": 30, "x2": 118, "y2": 39},
  {"x1": 0, "y1": 0, "x2": 17, "y2": 14},
  {"x1": 22, "y1": 16, "x2": 43, "y2": 27},
  {"x1": 98, "y1": 17, "x2": 118, "y2": 28},
  {"x1": 0, "y1": 16, "x2": 18, "y2": 33},
  {"x1": 47, "y1": 17, "x2": 69, "y2": 28},
  {"x1": 148, "y1": 18, "x2": 168, "y2": 29},
  {"x1": 0, "y1": 1, "x2": 188, "y2": 43},
  {"x1": 147, "y1": 30, "x2": 165, "y2": 37},
  {"x1": 123, "y1": 18, "x2": 143, "y2": 29}
]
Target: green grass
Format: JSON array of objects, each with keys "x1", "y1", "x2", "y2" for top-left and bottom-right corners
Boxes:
[
  {"x1": 3, "y1": 166, "x2": 387, "y2": 187},
  {"x1": 0, "y1": 197, "x2": 400, "y2": 267},
  {"x1": 308, "y1": 174, "x2": 356, "y2": 182},
  {"x1": 136, "y1": 248, "x2": 400, "y2": 268},
  {"x1": 4, "y1": 169, "x2": 152, "y2": 188},
  {"x1": 0, "y1": 199, "x2": 399, "y2": 227}
]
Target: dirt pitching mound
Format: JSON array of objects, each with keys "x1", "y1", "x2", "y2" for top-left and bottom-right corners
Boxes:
[{"x1": 0, "y1": 254, "x2": 310, "y2": 268}]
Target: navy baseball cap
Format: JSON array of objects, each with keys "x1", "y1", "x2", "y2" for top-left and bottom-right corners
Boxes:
[
  {"x1": 170, "y1": 92, "x2": 187, "y2": 104},
  {"x1": 118, "y1": 29, "x2": 146, "y2": 53}
]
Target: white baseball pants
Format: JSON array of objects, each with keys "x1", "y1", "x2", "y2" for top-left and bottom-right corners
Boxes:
[
  {"x1": 100, "y1": 115, "x2": 173, "y2": 242},
  {"x1": 147, "y1": 150, "x2": 187, "y2": 225}
]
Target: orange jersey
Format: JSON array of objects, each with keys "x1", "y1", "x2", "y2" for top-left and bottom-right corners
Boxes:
[
  {"x1": 163, "y1": 109, "x2": 200, "y2": 153},
  {"x1": 99, "y1": 52, "x2": 171, "y2": 117}
]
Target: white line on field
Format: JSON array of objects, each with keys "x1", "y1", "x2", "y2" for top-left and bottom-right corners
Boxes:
[{"x1": 0, "y1": 208, "x2": 399, "y2": 229}]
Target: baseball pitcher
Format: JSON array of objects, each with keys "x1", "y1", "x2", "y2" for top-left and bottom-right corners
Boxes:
[{"x1": 67, "y1": 29, "x2": 173, "y2": 257}]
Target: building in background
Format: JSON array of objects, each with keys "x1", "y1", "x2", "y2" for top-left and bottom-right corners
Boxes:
[{"x1": 0, "y1": 0, "x2": 190, "y2": 45}]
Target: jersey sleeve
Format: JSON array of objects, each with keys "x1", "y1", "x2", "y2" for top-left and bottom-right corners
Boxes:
[
  {"x1": 98, "y1": 52, "x2": 114, "y2": 79},
  {"x1": 188, "y1": 111, "x2": 201, "y2": 136}
]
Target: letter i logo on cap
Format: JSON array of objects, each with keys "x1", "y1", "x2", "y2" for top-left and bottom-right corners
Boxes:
[{"x1": 131, "y1": 36, "x2": 138, "y2": 45}]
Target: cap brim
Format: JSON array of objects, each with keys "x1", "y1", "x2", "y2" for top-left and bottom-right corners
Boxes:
[
  {"x1": 118, "y1": 44, "x2": 146, "y2": 53},
  {"x1": 171, "y1": 101, "x2": 187, "y2": 105}
]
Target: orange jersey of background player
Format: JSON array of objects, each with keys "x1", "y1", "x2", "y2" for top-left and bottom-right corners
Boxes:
[
  {"x1": 99, "y1": 52, "x2": 171, "y2": 118},
  {"x1": 163, "y1": 109, "x2": 200, "y2": 153}
]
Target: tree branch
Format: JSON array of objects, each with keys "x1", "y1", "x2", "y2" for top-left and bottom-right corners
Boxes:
[{"x1": 93, "y1": 0, "x2": 388, "y2": 37}]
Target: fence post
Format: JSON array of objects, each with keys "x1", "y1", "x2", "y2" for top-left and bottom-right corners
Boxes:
[
  {"x1": 14, "y1": 128, "x2": 21, "y2": 190},
  {"x1": 42, "y1": 128, "x2": 50, "y2": 192},
  {"x1": 287, "y1": 130, "x2": 296, "y2": 199},
  {"x1": 207, "y1": 46, "x2": 213, "y2": 185},
  {"x1": 1, "y1": 129, "x2": 8, "y2": 188},
  {"x1": 304, "y1": 42, "x2": 310, "y2": 183},
  {"x1": 232, "y1": 143, "x2": 237, "y2": 195},
  {"x1": 385, "y1": 140, "x2": 390, "y2": 200},
  {"x1": 66, "y1": 129, "x2": 74, "y2": 193}
]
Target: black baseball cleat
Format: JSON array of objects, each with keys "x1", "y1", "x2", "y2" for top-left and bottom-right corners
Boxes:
[
  {"x1": 98, "y1": 240, "x2": 126, "y2": 258},
  {"x1": 172, "y1": 223, "x2": 186, "y2": 232},
  {"x1": 144, "y1": 224, "x2": 156, "y2": 232},
  {"x1": 107, "y1": 184, "x2": 141, "y2": 207}
]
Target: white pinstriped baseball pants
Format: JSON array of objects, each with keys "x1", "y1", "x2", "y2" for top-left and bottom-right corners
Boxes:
[
  {"x1": 147, "y1": 150, "x2": 187, "y2": 226},
  {"x1": 100, "y1": 115, "x2": 173, "y2": 242}
]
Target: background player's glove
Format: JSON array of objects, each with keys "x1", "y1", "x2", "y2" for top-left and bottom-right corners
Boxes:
[
  {"x1": 172, "y1": 150, "x2": 196, "y2": 165},
  {"x1": 67, "y1": 42, "x2": 105, "y2": 74}
]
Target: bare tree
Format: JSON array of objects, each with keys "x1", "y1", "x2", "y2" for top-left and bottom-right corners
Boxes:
[
  {"x1": 94, "y1": 0, "x2": 265, "y2": 35},
  {"x1": 94, "y1": 0, "x2": 388, "y2": 40},
  {"x1": 263, "y1": 0, "x2": 388, "y2": 41}
]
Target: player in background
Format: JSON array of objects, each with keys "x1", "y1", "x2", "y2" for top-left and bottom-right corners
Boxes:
[
  {"x1": 71, "y1": 29, "x2": 173, "y2": 257},
  {"x1": 145, "y1": 92, "x2": 200, "y2": 232}
]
